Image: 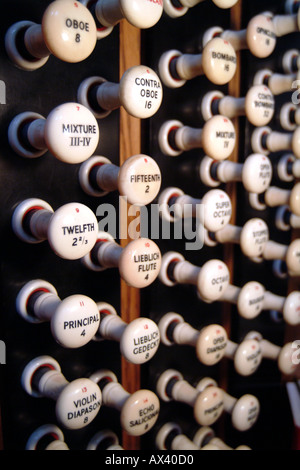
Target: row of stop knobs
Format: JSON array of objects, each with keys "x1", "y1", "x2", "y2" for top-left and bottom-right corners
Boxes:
[{"x1": 4, "y1": 0, "x2": 300, "y2": 71}]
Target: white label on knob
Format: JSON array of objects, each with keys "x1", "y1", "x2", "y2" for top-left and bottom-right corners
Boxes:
[
  {"x1": 202, "y1": 38, "x2": 237, "y2": 85},
  {"x1": 44, "y1": 103, "x2": 99, "y2": 164},
  {"x1": 51, "y1": 295, "x2": 100, "y2": 348},
  {"x1": 245, "y1": 85, "x2": 275, "y2": 126},
  {"x1": 120, "y1": 389, "x2": 160, "y2": 436},
  {"x1": 194, "y1": 386, "x2": 224, "y2": 426},
  {"x1": 197, "y1": 324, "x2": 228, "y2": 365},
  {"x1": 246, "y1": 14, "x2": 276, "y2": 58},
  {"x1": 47, "y1": 203, "x2": 98, "y2": 260},
  {"x1": 118, "y1": 155, "x2": 161, "y2": 206},
  {"x1": 231, "y1": 394, "x2": 260, "y2": 431},
  {"x1": 242, "y1": 154, "x2": 272, "y2": 193},
  {"x1": 120, "y1": 66, "x2": 163, "y2": 119},
  {"x1": 202, "y1": 189, "x2": 232, "y2": 232},
  {"x1": 237, "y1": 282, "x2": 265, "y2": 319},
  {"x1": 42, "y1": 0, "x2": 97, "y2": 63},
  {"x1": 120, "y1": 318, "x2": 160, "y2": 364},
  {"x1": 202, "y1": 115, "x2": 236, "y2": 161},
  {"x1": 234, "y1": 339, "x2": 263, "y2": 376},
  {"x1": 119, "y1": 239, "x2": 161, "y2": 288},
  {"x1": 198, "y1": 260, "x2": 230, "y2": 302},
  {"x1": 240, "y1": 219, "x2": 269, "y2": 258},
  {"x1": 56, "y1": 378, "x2": 102, "y2": 429}
]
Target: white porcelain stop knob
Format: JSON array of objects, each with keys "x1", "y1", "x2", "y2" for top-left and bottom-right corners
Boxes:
[
  {"x1": 5, "y1": 0, "x2": 97, "y2": 70},
  {"x1": 163, "y1": 0, "x2": 238, "y2": 19},
  {"x1": 236, "y1": 281, "x2": 265, "y2": 319},
  {"x1": 156, "y1": 370, "x2": 224, "y2": 426},
  {"x1": 190, "y1": 382, "x2": 225, "y2": 426},
  {"x1": 222, "y1": 391, "x2": 260, "y2": 431},
  {"x1": 244, "y1": 13, "x2": 276, "y2": 58},
  {"x1": 245, "y1": 332, "x2": 299, "y2": 376},
  {"x1": 253, "y1": 184, "x2": 300, "y2": 217},
  {"x1": 253, "y1": 68, "x2": 299, "y2": 96},
  {"x1": 282, "y1": 291, "x2": 300, "y2": 325},
  {"x1": 201, "y1": 85, "x2": 275, "y2": 126},
  {"x1": 203, "y1": 13, "x2": 276, "y2": 59},
  {"x1": 79, "y1": 154, "x2": 161, "y2": 205},
  {"x1": 224, "y1": 281, "x2": 300, "y2": 325},
  {"x1": 95, "y1": 302, "x2": 160, "y2": 364},
  {"x1": 207, "y1": 218, "x2": 269, "y2": 259},
  {"x1": 158, "y1": 312, "x2": 228, "y2": 366},
  {"x1": 21, "y1": 356, "x2": 102, "y2": 430},
  {"x1": 16, "y1": 280, "x2": 100, "y2": 349},
  {"x1": 158, "y1": 186, "x2": 232, "y2": 232},
  {"x1": 226, "y1": 337, "x2": 263, "y2": 376},
  {"x1": 26, "y1": 424, "x2": 69, "y2": 451},
  {"x1": 11, "y1": 198, "x2": 98, "y2": 260},
  {"x1": 94, "y1": 0, "x2": 163, "y2": 29},
  {"x1": 90, "y1": 370, "x2": 160, "y2": 436},
  {"x1": 200, "y1": 154, "x2": 273, "y2": 194},
  {"x1": 220, "y1": 281, "x2": 266, "y2": 320},
  {"x1": 158, "y1": 38, "x2": 237, "y2": 89},
  {"x1": 158, "y1": 115, "x2": 236, "y2": 160},
  {"x1": 251, "y1": 126, "x2": 300, "y2": 160},
  {"x1": 12, "y1": 198, "x2": 98, "y2": 260},
  {"x1": 8, "y1": 103, "x2": 100, "y2": 163},
  {"x1": 272, "y1": 8, "x2": 300, "y2": 36},
  {"x1": 83, "y1": 231, "x2": 161, "y2": 288},
  {"x1": 240, "y1": 218, "x2": 269, "y2": 259},
  {"x1": 159, "y1": 251, "x2": 230, "y2": 303},
  {"x1": 263, "y1": 289, "x2": 300, "y2": 325},
  {"x1": 278, "y1": 342, "x2": 300, "y2": 375},
  {"x1": 262, "y1": 238, "x2": 300, "y2": 276},
  {"x1": 78, "y1": 66, "x2": 163, "y2": 119}
]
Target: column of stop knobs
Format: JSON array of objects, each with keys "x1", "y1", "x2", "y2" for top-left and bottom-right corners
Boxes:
[
  {"x1": 149, "y1": 0, "x2": 300, "y2": 451},
  {"x1": 7, "y1": 0, "x2": 165, "y2": 447}
]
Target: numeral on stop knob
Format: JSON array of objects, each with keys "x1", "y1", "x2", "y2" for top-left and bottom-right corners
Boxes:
[
  {"x1": 203, "y1": 12, "x2": 276, "y2": 59},
  {"x1": 95, "y1": 302, "x2": 160, "y2": 364},
  {"x1": 12, "y1": 198, "x2": 98, "y2": 260},
  {"x1": 21, "y1": 356, "x2": 102, "y2": 430},
  {"x1": 90, "y1": 370, "x2": 160, "y2": 436},
  {"x1": 5, "y1": 0, "x2": 97, "y2": 71},
  {"x1": 79, "y1": 154, "x2": 161, "y2": 206},
  {"x1": 8, "y1": 103, "x2": 100, "y2": 164},
  {"x1": 83, "y1": 231, "x2": 161, "y2": 288},
  {"x1": 16, "y1": 280, "x2": 100, "y2": 348},
  {"x1": 78, "y1": 66, "x2": 163, "y2": 119}
]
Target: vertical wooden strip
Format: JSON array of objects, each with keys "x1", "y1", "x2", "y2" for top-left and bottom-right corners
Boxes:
[{"x1": 119, "y1": 21, "x2": 142, "y2": 450}]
